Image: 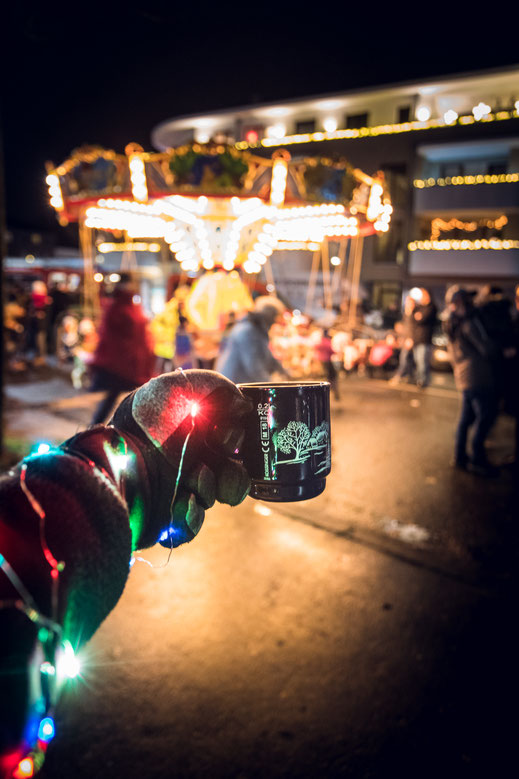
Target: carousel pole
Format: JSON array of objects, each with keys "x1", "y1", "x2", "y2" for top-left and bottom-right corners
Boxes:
[
  {"x1": 343, "y1": 236, "x2": 356, "y2": 328},
  {"x1": 347, "y1": 235, "x2": 364, "y2": 331},
  {"x1": 264, "y1": 256, "x2": 277, "y2": 296},
  {"x1": 305, "y1": 248, "x2": 320, "y2": 314},
  {"x1": 321, "y1": 240, "x2": 333, "y2": 311},
  {"x1": 331, "y1": 238, "x2": 348, "y2": 299},
  {"x1": 79, "y1": 220, "x2": 99, "y2": 321}
]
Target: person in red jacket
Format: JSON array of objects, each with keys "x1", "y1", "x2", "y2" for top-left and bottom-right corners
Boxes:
[
  {"x1": 314, "y1": 328, "x2": 340, "y2": 399},
  {"x1": 89, "y1": 274, "x2": 155, "y2": 424}
]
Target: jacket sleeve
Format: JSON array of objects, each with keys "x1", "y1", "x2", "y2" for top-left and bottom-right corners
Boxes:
[
  {"x1": 463, "y1": 316, "x2": 499, "y2": 359},
  {"x1": 238, "y1": 330, "x2": 285, "y2": 379}
]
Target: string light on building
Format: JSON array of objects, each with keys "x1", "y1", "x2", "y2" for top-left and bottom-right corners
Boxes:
[
  {"x1": 408, "y1": 239, "x2": 519, "y2": 251},
  {"x1": 233, "y1": 108, "x2": 519, "y2": 151},
  {"x1": 430, "y1": 215, "x2": 508, "y2": 240},
  {"x1": 265, "y1": 123, "x2": 286, "y2": 140},
  {"x1": 472, "y1": 101, "x2": 491, "y2": 121},
  {"x1": 414, "y1": 173, "x2": 519, "y2": 188},
  {"x1": 323, "y1": 117, "x2": 338, "y2": 132},
  {"x1": 416, "y1": 106, "x2": 431, "y2": 122},
  {"x1": 443, "y1": 109, "x2": 458, "y2": 124}
]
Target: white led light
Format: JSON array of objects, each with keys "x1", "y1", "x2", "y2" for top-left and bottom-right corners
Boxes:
[{"x1": 416, "y1": 106, "x2": 431, "y2": 122}]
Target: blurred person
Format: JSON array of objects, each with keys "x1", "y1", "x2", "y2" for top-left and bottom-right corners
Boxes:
[
  {"x1": 89, "y1": 274, "x2": 155, "y2": 425},
  {"x1": 150, "y1": 295, "x2": 180, "y2": 374},
  {"x1": 218, "y1": 311, "x2": 237, "y2": 355},
  {"x1": 475, "y1": 284, "x2": 515, "y2": 401},
  {"x1": 502, "y1": 285, "x2": 519, "y2": 475},
  {"x1": 4, "y1": 291, "x2": 27, "y2": 371},
  {"x1": 367, "y1": 332, "x2": 399, "y2": 378},
  {"x1": 56, "y1": 314, "x2": 80, "y2": 364},
  {"x1": 410, "y1": 287, "x2": 437, "y2": 388},
  {"x1": 314, "y1": 328, "x2": 340, "y2": 399},
  {"x1": 71, "y1": 317, "x2": 98, "y2": 390},
  {"x1": 47, "y1": 281, "x2": 72, "y2": 355},
  {"x1": 215, "y1": 296, "x2": 288, "y2": 383},
  {"x1": 174, "y1": 315, "x2": 196, "y2": 370},
  {"x1": 389, "y1": 294, "x2": 416, "y2": 385},
  {"x1": 444, "y1": 285, "x2": 500, "y2": 476},
  {"x1": 25, "y1": 280, "x2": 50, "y2": 365}
]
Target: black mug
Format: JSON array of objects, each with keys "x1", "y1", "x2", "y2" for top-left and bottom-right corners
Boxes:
[{"x1": 237, "y1": 381, "x2": 331, "y2": 502}]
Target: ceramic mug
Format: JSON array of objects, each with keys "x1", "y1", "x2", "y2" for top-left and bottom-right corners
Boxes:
[{"x1": 237, "y1": 381, "x2": 331, "y2": 502}]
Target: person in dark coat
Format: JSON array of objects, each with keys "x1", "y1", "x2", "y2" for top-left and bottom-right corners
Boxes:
[
  {"x1": 409, "y1": 288, "x2": 437, "y2": 388},
  {"x1": 215, "y1": 296, "x2": 288, "y2": 383},
  {"x1": 389, "y1": 293, "x2": 416, "y2": 385},
  {"x1": 443, "y1": 285, "x2": 500, "y2": 476},
  {"x1": 89, "y1": 275, "x2": 155, "y2": 424}
]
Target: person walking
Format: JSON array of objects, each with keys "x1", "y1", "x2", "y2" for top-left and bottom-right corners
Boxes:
[
  {"x1": 314, "y1": 328, "x2": 340, "y2": 399},
  {"x1": 410, "y1": 288, "x2": 437, "y2": 388},
  {"x1": 89, "y1": 274, "x2": 155, "y2": 424},
  {"x1": 389, "y1": 293, "x2": 416, "y2": 385},
  {"x1": 215, "y1": 296, "x2": 288, "y2": 383},
  {"x1": 443, "y1": 285, "x2": 500, "y2": 476}
]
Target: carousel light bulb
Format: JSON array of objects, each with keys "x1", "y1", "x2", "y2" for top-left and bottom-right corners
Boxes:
[{"x1": 330, "y1": 256, "x2": 341, "y2": 266}]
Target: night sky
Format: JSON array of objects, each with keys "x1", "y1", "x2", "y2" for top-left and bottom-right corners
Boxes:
[{"x1": 2, "y1": 4, "x2": 518, "y2": 242}]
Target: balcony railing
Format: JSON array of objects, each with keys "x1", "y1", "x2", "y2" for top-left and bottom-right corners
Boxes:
[
  {"x1": 408, "y1": 242, "x2": 519, "y2": 278},
  {"x1": 413, "y1": 175, "x2": 519, "y2": 213}
]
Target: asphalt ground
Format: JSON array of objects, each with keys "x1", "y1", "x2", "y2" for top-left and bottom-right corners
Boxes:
[{"x1": 2, "y1": 368, "x2": 518, "y2": 778}]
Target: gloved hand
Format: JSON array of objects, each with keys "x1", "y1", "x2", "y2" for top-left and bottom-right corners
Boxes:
[{"x1": 111, "y1": 369, "x2": 253, "y2": 549}]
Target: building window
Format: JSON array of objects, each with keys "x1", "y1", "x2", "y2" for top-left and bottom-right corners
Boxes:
[
  {"x1": 487, "y1": 161, "x2": 507, "y2": 175},
  {"x1": 380, "y1": 163, "x2": 408, "y2": 209},
  {"x1": 397, "y1": 106, "x2": 411, "y2": 123},
  {"x1": 440, "y1": 162, "x2": 464, "y2": 178},
  {"x1": 295, "y1": 119, "x2": 316, "y2": 134},
  {"x1": 374, "y1": 218, "x2": 404, "y2": 264},
  {"x1": 346, "y1": 112, "x2": 369, "y2": 129},
  {"x1": 371, "y1": 282, "x2": 402, "y2": 313}
]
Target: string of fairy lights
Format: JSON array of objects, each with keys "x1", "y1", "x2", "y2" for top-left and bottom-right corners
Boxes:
[
  {"x1": 234, "y1": 106, "x2": 519, "y2": 150},
  {"x1": 0, "y1": 451, "x2": 75, "y2": 779},
  {"x1": 0, "y1": 380, "x2": 203, "y2": 777}
]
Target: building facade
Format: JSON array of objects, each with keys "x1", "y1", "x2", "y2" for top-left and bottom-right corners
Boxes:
[{"x1": 152, "y1": 66, "x2": 519, "y2": 313}]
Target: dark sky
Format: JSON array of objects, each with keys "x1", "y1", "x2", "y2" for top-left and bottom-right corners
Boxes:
[{"x1": 2, "y1": 3, "x2": 518, "y2": 241}]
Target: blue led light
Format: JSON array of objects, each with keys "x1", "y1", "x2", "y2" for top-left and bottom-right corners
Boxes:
[
  {"x1": 32, "y1": 442, "x2": 52, "y2": 455},
  {"x1": 38, "y1": 716, "x2": 56, "y2": 743}
]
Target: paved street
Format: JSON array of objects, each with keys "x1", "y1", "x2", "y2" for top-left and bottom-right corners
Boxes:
[{"x1": 3, "y1": 369, "x2": 517, "y2": 778}]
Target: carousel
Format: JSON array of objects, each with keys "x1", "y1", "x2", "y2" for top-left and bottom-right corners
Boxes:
[{"x1": 46, "y1": 141, "x2": 392, "y2": 330}]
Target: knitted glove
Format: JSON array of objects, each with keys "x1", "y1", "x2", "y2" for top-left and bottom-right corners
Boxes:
[
  {"x1": 110, "y1": 369, "x2": 252, "y2": 548},
  {"x1": 0, "y1": 370, "x2": 252, "y2": 766}
]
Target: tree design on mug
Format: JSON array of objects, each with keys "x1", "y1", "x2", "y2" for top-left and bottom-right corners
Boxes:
[{"x1": 275, "y1": 420, "x2": 329, "y2": 465}]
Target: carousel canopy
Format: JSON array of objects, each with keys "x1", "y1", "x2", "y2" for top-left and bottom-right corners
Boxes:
[{"x1": 46, "y1": 142, "x2": 392, "y2": 273}]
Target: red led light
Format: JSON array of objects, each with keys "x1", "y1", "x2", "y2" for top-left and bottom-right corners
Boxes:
[
  {"x1": 190, "y1": 402, "x2": 200, "y2": 418},
  {"x1": 245, "y1": 129, "x2": 258, "y2": 144}
]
